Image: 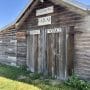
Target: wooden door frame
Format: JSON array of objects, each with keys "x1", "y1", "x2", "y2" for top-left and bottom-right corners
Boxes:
[
  {"x1": 66, "y1": 26, "x2": 75, "y2": 78},
  {"x1": 26, "y1": 25, "x2": 74, "y2": 80}
]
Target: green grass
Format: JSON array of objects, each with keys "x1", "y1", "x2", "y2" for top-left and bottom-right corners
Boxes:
[
  {"x1": 0, "y1": 64, "x2": 89, "y2": 90},
  {"x1": 0, "y1": 77, "x2": 40, "y2": 90}
]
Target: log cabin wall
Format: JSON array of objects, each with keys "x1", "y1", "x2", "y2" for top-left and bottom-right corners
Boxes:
[
  {"x1": 16, "y1": 30, "x2": 27, "y2": 66},
  {"x1": 0, "y1": 27, "x2": 17, "y2": 66},
  {"x1": 17, "y1": 0, "x2": 86, "y2": 80},
  {"x1": 74, "y1": 15, "x2": 90, "y2": 80},
  {"x1": 0, "y1": 31, "x2": 6, "y2": 63}
]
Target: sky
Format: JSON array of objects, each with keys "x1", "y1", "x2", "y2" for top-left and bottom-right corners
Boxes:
[{"x1": 0, "y1": 0, "x2": 90, "y2": 29}]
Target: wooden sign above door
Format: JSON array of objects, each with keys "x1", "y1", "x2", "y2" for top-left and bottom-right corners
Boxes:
[
  {"x1": 38, "y1": 16, "x2": 51, "y2": 26},
  {"x1": 47, "y1": 28, "x2": 62, "y2": 33},
  {"x1": 30, "y1": 30, "x2": 40, "y2": 35},
  {"x1": 36, "y1": 6, "x2": 54, "y2": 16},
  {"x1": 29, "y1": 28, "x2": 62, "y2": 35}
]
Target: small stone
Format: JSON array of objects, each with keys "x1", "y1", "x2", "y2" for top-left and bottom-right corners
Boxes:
[
  {"x1": 49, "y1": 80, "x2": 62, "y2": 86},
  {"x1": 17, "y1": 75, "x2": 27, "y2": 80}
]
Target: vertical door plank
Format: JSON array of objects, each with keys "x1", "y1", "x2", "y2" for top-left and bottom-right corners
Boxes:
[
  {"x1": 29, "y1": 35, "x2": 35, "y2": 72},
  {"x1": 40, "y1": 29, "x2": 47, "y2": 74},
  {"x1": 34, "y1": 35, "x2": 38, "y2": 72},
  {"x1": 47, "y1": 34, "x2": 52, "y2": 75}
]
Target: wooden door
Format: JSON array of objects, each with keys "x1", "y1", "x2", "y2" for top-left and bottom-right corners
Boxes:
[
  {"x1": 28, "y1": 30, "x2": 40, "y2": 72},
  {"x1": 46, "y1": 28, "x2": 64, "y2": 79},
  {"x1": 28, "y1": 27, "x2": 66, "y2": 79}
]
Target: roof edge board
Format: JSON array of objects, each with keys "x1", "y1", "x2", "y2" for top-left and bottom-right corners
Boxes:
[
  {"x1": 0, "y1": 22, "x2": 15, "y2": 31},
  {"x1": 15, "y1": 0, "x2": 33, "y2": 23},
  {"x1": 63, "y1": 0, "x2": 89, "y2": 10}
]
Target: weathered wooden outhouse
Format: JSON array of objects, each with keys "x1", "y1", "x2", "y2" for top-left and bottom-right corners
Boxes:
[{"x1": 0, "y1": 0, "x2": 90, "y2": 80}]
